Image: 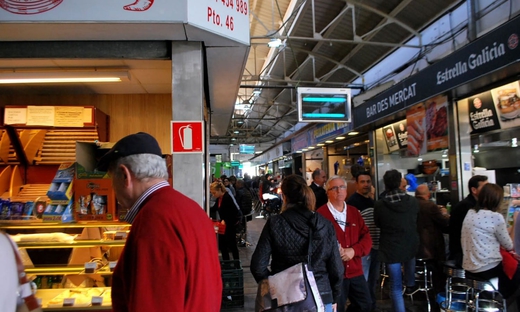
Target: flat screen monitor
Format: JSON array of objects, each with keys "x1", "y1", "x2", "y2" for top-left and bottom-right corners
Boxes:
[
  {"x1": 297, "y1": 87, "x2": 351, "y2": 123},
  {"x1": 239, "y1": 144, "x2": 255, "y2": 154}
]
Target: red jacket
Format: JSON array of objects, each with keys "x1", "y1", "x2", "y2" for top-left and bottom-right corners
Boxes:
[
  {"x1": 111, "y1": 187, "x2": 222, "y2": 312},
  {"x1": 317, "y1": 204, "x2": 372, "y2": 278}
]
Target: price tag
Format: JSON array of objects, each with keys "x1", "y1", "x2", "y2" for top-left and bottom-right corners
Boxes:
[
  {"x1": 91, "y1": 296, "x2": 103, "y2": 306},
  {"x1": 84, "y1": 262, "x2": 97, "y2": 273},
  {"x1": 63, "y1": 298, "x2": 75, "y2": 306},
  {"x1": 115, "y1": 231, "x2": 127, "y2": 240},
  {"x1": 109, "y1": 261, "x2": 118, "y2": 272}
]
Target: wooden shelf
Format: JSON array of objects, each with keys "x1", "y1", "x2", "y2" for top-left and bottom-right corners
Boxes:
[
  {"x1": 25, "y1": 265, "x2": 113, "y2": 276},
  {"x1": 0, "y1": 221, "x2": 130, "y2": 229},
  {"x1": 17, "y1": 240, "x2": 126, "y2": 249}
]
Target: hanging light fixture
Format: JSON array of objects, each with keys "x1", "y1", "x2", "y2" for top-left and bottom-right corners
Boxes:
[{"x1": 267, "y1": 38, "x2": 282, "y2": 48}]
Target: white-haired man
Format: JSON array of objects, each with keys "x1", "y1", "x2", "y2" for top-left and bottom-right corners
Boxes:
[{"x1": 97, "y1": 132, "x2": 222, "y2": 312}]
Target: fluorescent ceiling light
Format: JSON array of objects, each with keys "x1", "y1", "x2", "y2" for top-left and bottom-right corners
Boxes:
[
  {"x1": 307, "y1": 146, "x2": 315, "y2": 149},
  {"x1": 317, "y1": 143, "x2": 325, "y2": 146},
  {"x1": 268, "y1": 38, "x2": 282, "y2": 48},
  {"x1": 325, "y1": 140, "x2": 334, "y2": 143},
  {"x1": 336, "y1": 136, "x2": 345, "y2": 140},
  {"x1": 348, "y1": 131, "x2": 359, "y2": 136},
  {"x1": 0, "y1": 70, "x2": 130, "y2": 84}
]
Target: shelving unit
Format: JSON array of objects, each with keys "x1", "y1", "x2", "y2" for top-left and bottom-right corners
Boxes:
[{"x1": 0, "y1": 221, "x2": 128, "y2": 311}]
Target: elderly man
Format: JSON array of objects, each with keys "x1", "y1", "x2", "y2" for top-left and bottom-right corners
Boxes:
[
  {"x1": 318, "y1": 176, "x2": 372, "y2": 312},
  {"x1": 97, "y1": 132, "x2": 222, "y2": 312},
  {"x1": 415, "y1": 184, "x2": 449, "y2": 294},
  {"x1": 310, "y1": 168, "x2": 328, "y2": 209}
]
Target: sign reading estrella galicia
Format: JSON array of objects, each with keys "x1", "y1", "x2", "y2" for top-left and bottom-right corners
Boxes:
[{"x1": 297, "y1": 87, "x2": 352, "y2": 123}]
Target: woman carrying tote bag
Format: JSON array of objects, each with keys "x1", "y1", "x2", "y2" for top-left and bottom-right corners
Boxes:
[{"x1": 251, "y1": 175, "x2": 344, "y2": 312}]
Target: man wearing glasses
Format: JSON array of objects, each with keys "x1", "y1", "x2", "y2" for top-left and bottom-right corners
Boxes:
[{"x1": 317, "y1": 176, "x2": 372, "y2": 312}]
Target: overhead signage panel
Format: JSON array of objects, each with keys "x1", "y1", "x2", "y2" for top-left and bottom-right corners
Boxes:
[
  {"x1": 187, "y1": 0, "x2": 250, "y2": 45},
  {"x1": 353, "y1": 16, "x2": 520, "y2": 128},
  {"x1": 298, "y1": 87, "x2": 352, "y2": 123}
]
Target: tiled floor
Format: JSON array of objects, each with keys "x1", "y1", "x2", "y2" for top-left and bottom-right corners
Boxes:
[{"x1": 222, "y1": 212, "x2": 437, "y2": 312}]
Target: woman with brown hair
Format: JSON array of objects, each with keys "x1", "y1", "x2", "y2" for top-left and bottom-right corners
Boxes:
[
  {"x1": 461, "y1": 183, "x2": 520, "y2": 302},
  {"x1": 251, "y1": 175, "x2": 344, "y2": 312},
  {"x1": 210, "y1": 181, "x2": 240, "y2": 260}
]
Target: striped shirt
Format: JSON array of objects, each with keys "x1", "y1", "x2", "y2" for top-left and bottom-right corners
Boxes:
[
  {"x1": 125, "y1": 181, "x2": 171, "y2": 224},
  {"x1": 360, "y1": 208, "x2": 380, "y2": 249}
]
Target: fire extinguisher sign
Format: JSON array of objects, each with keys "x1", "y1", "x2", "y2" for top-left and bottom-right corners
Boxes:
[{"x1": 171, "y1": 121, "x2": 204, "y2": 154}]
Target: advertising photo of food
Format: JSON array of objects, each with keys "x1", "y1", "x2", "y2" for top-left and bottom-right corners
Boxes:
[{"x1": 496, "y1": 88, "x2": 520, "y2": 120}]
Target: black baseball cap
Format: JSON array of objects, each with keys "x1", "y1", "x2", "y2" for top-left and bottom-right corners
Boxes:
[{"x1": 96, "y1": 132, "x2": 163, "y2": 171}]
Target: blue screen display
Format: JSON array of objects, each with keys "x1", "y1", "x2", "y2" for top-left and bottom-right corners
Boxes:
[{"x1": 239, "y1": 144, "x2": 255, "y2": 154}]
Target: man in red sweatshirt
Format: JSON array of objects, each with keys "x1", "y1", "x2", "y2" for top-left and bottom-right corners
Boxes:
[
  {"x1": 317, "y1": 175, "x2": 372, "y2": 312},
  {"x1": 97, "y1": 132, "x2": 222, "y2": 312}
]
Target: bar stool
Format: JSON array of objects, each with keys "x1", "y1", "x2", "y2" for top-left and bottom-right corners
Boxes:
[
  {"x1": 380, "y1": 262, "x2": 389, "y2": 298},
  {"x1": 464, "y1": 274, "x2": 506, "y2": 312},
  {"x1": 404, "y1": 258, "x2": 433, "y2": 312},
  {"x1": 442, "y1": 260, "x2": 468, "y2": 311}
]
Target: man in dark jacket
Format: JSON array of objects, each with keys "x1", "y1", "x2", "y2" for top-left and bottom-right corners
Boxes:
[
  {"x1": 374, "y1": 169, "x2": 419, "y2": 312},
  {"x1": 235, "y1": 179, "x2": 252, "y2": 216},
  {"x1": 346, "y1": 171, "x2": 379, "y2": 311},
  {"x1": 310, "y1": 169, "x2": 328, "y2": 209},
  {"x1": 448, "y1": 175, "x2": 488, "y2": 266}
]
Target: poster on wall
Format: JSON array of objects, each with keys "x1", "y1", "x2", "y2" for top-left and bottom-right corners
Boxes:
[
  {"x1": 468, "y1": 91, "x2": 501, "y2": 134},
  {"x1": 382, "y1": 125, "x2": 399, "y2": 153},
  {"x1": 406, "y1": 103, "x2": 426, "y2": 156},
  {"x1": 490, "y1": 81, "x2": 520, "y2": 129},
  {"x1": 425, "y1": 95, "x2": 449, "y2": 151},
  {"x1": 394, "y1": 120, "x2": 408, "y2": 149}
]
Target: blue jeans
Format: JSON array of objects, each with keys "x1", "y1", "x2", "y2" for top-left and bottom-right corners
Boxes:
[
  {"x1": 362, "y1": 248, "x2": 380, "y2": 310},
  {"x1": 386, "y1": 258, "x2": 415, "y2": 312},
  {"x1": 324, "y1": 303, "x2": 332, "y2": 312}
]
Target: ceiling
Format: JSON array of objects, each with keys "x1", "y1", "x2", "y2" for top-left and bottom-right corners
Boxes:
[
  {"x1": 213, "y1": 0, "x2": 464, "y2": 145},
  {"x1": 0, "y1": 0, "x2": 464, "y2": 147}
]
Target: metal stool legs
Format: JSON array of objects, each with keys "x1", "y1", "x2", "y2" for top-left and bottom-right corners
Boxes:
[
  {"x1": 442, "y1": 262, "x2": 468, "y2": 311},
  {"x1": 464, "y1": 277, "x2": 506, "y2": 312},
  {"x1": 405, "y1": 258, "x2": 433, "y2": 312}
]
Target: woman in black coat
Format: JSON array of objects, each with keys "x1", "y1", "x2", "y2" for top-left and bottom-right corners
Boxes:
[
  {"x1": 251, "y1": 175, "x2": 344, "y2": 312},
  {"x1": 210, "y1": 181, "x2": 240, "y2": 260}
]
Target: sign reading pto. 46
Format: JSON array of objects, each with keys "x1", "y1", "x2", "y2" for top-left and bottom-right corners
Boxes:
[{"x1": 188, "y1": 0, "x2": 250, "y2": 45}]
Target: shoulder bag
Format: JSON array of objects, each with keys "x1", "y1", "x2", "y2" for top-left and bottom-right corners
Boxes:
[
  {"x1": 3, "y1": 232, "x2": 42, "y2": 312},
  {"x1": 255, "y1": 220, "x2": 325, "y2": 312}
]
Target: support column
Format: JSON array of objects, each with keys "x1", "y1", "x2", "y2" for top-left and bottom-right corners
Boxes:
[{"x1": 171, "y1": 42, "x2": 206, "y2": 208}]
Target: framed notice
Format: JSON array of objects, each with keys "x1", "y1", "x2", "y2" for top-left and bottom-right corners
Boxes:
[
  {"x1": 54, "y1": 106, "x2": 85, "y2": 127},
  {"x1": 26, "y1": 106, "x2": 55, "y2": 126},
  {"x1": 4, "y1": 108, "x2": 27, "y2": 125}
]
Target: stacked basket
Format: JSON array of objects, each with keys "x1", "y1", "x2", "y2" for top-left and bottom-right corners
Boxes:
[{"x1": 221, "y1": 260, "x2": 244, "y2": 308}]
